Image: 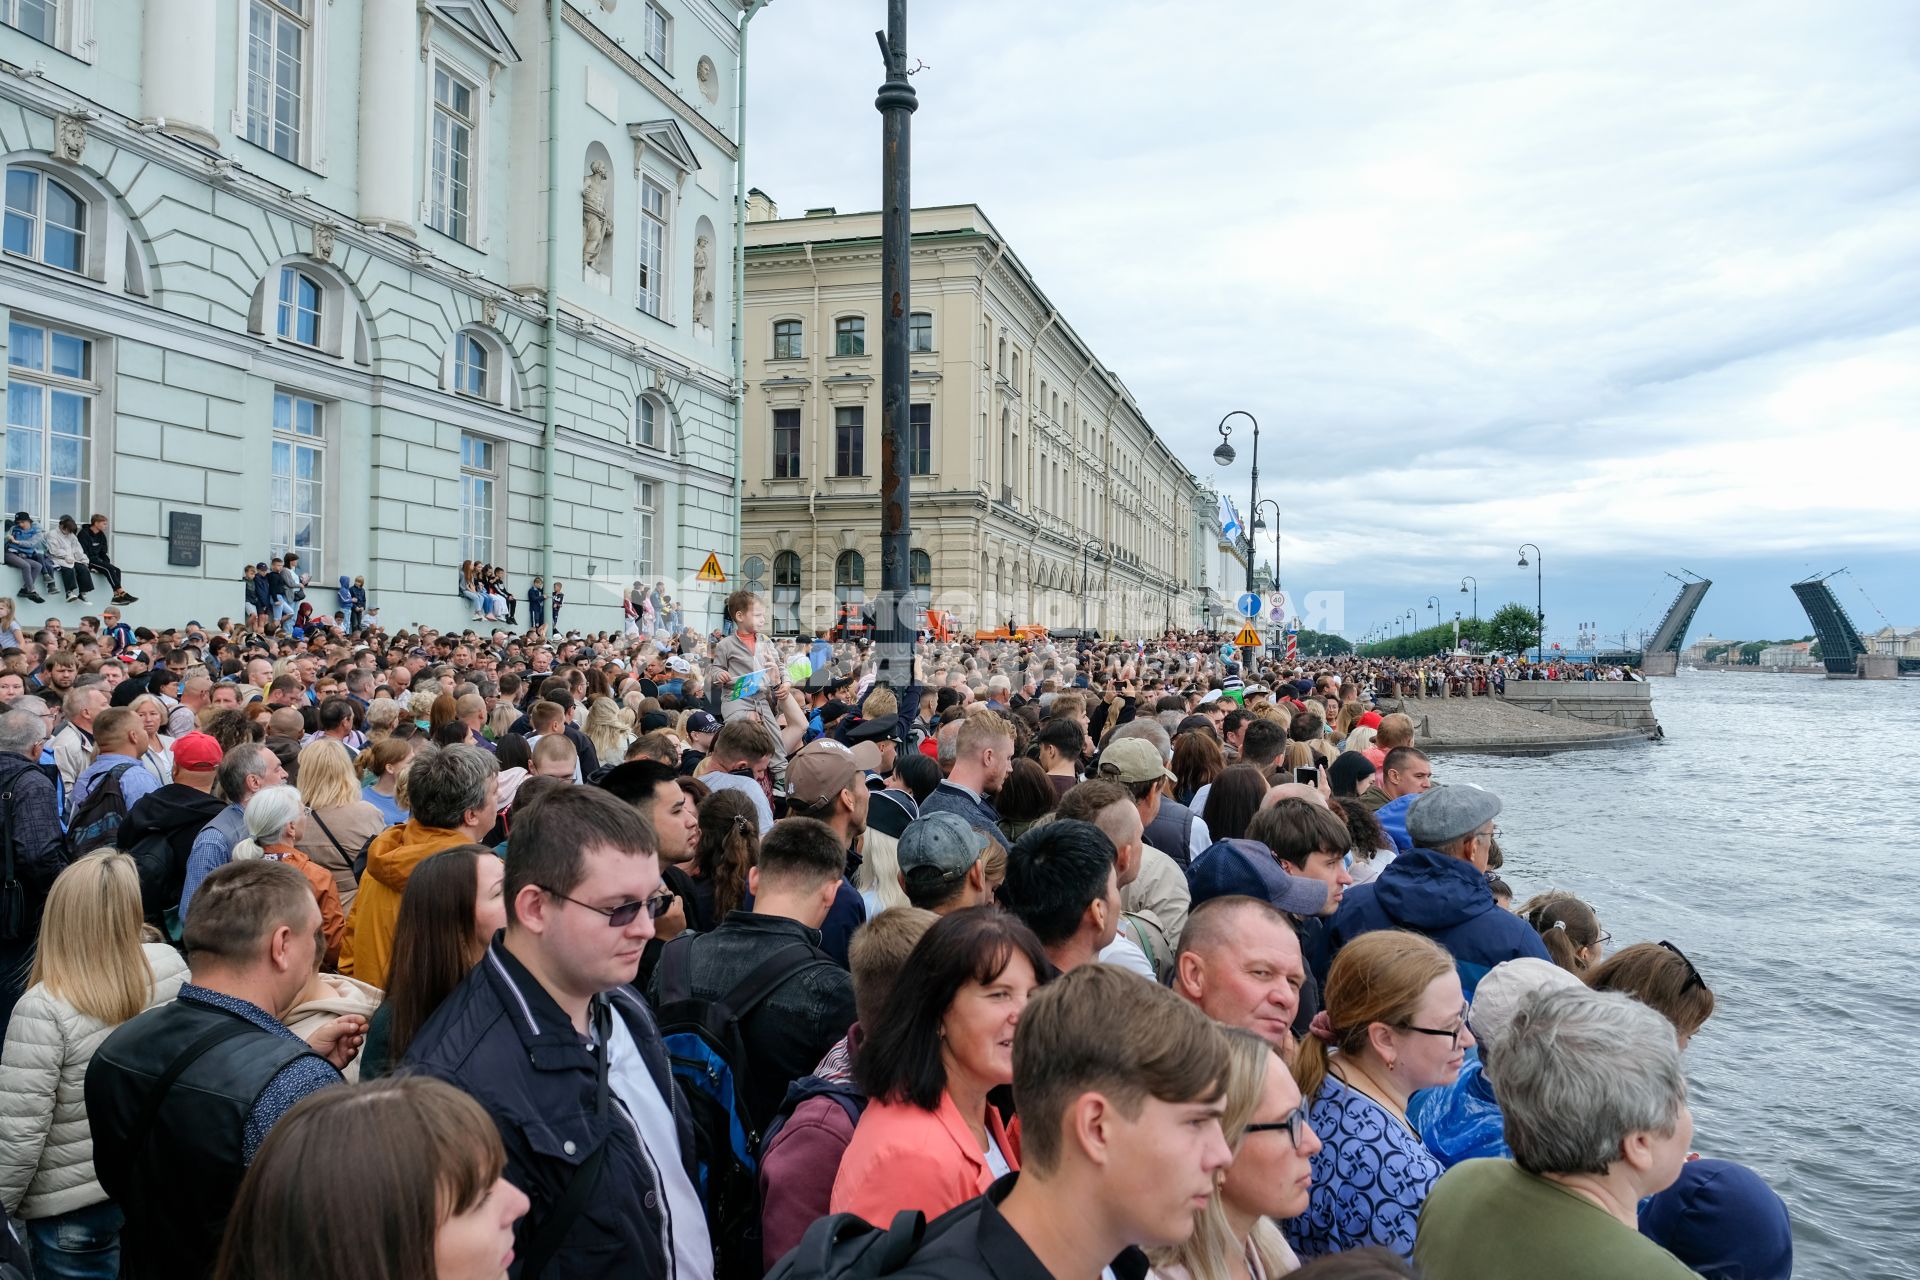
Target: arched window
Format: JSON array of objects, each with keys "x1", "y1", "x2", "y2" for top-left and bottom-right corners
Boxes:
[
  {"x1": 910, "y1": 547, "x2": 932, "y2": 618},
  {"x1": 635, "y1": 394, "x2": 661, "y2": 449},
  {"x1": 3, "y1": 167, "x2": 86, "y2": 273},
  {"x1": 834, "y1": 550, "x2": 864, "y2": 605},
  {"x1": 453, "y1": 332, "x2": 489, "y2": 398},
  {"x1": 277, "y1": 266, "x2": 323, "y2": 347},
  {"x1": 772, "y1": 549, "x2": 801, "y2": 633}
]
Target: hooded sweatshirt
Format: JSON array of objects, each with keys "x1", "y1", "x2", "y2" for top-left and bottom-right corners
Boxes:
[
  {"x1": 1327, "y1": 847, "x2": 1549, "y2": 997},
  {"x1": 336, "y1": 820, "x2": 474, "y2": 986},
  {"x1": 120, "y1": 782, "x2": 229, "y2": 927}
]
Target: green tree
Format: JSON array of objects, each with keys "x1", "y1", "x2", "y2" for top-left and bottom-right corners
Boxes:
[
  {"x1": 1486, "y1": 602, "x2": 1541, "y2": 656},
  {"x1": 1739, "y1": 641, "x2": 1770, "y2": 664},
  {"x1": 1295, "y1": 629, "x2": 1352, "y2": 656}
]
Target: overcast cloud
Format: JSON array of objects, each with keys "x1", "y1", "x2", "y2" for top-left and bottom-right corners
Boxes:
[{"x1": 744, "y1": 1, "x2": 1920, "y2": 641}]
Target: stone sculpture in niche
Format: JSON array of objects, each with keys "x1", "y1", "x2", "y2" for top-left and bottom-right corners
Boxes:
[
  {"x1": 692, "y1": 234, "x2": 714, "y2": 329},
  {"x1": 582, "y1": 159, "x2": 613, "y2": 270}
]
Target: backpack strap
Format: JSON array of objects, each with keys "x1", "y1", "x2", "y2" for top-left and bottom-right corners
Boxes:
[
  {"x1": 307, "y1": 808, "x2": 351, "y2": 862},
  {"x1": 656, "y1": 931, "x2": 699, "y2": 1005},
  {"x1": 123, "y1": 1018, "x2": 257, "y2": 1161},
  {"x1": 721, "y1": 943, "x2": 834, "y2": 1024},
  {"x1": 518, "y1": 993, "x2": 614, "y2": 1280}
]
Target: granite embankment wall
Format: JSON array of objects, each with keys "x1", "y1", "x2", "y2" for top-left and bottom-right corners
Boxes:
[{"x1": 1385, "y1": 683, "x2": 1659, "y2": 757}]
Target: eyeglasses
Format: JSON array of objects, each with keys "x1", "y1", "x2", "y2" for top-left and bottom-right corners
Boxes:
[
  {"x1": 1658, "y1": 940, "x2": 1706, "y2": 994},
  {"x1": 538, "y1": 886, "x2": 675, "y2": 928},
  {"x1": 1401, "y1": 1004, "x2": 1472, "y2": 1048},
  {"x1": 1241, "y1": 1103, "x2": 1312, "y2": 1148}
]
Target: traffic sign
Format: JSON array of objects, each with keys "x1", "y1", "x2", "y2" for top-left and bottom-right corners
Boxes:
[
  {"x1": 1234, "y1": 625, "x2": 1263, "y2": 648},
  {"x1": 1235, "y1": 592, "x2": 1263, "y2": 619},
  {"x1": 697, "y1": 552, "x2": 726, "y2": 583}
]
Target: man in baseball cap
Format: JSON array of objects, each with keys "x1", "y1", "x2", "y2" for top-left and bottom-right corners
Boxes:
[
  {"x1": 1094, "y1": 737, "x2": 1175, "y2": 787},
  {"x1": 117, "y1": 731, "x2": 228, "y2": 926},
  {"x1": 1327, "y1": 784, "x2": 1549, "y2": 996},
  {"x1": 781, "y1": 739, "x2": 873, "y2": 965},
  {"x1": 896, "y1": 812, "x2": 994, "y2": 913}
]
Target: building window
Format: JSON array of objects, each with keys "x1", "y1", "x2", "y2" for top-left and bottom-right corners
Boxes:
[
  {"x1": 428, "y1": 62, "x2": 477, "y2": 243},
  {"x1": 270, "y1": 391, "x2": 324, "y2": 574},
  {"x1": 2, "y1": 0, "x2": 57, "y2": 44},
  {"x1": 633, "y1": 478, "x2": 655, "y2": 577},
  {"x1": 460, "y1": 433, "x2": 495, "y2": 564},
  {"x1": 4, "y1": 319, "x2": 94, "y2": 522},
  {"x1": 636, "y1": 396, "x2": 660, "y2": 449},
  {"x1": 644, "y1": 0, "x2": 670, "y2": 68},
  {"x1": 453, "y1": 332, "x2": 488, "y2": 398},
  {"x1": 834, "y1": 405, "x2": 863, "y2": 476},
  {"x1": 245, "y1": 0, "x2": 308, "y2": 162},
  {"x1": 835, "y1": 550, "x2": 864, "y2": 605},
  {"x1": 909, "y1": 402, "x2": 931, "y2": 475},
  {"x1": 3, "y1": 168, "x2": 86, "y2": 274},
  {"x1": 772, "y1": 318, "x2": 802, "y2": 360},
  {"x1": 910, "y1": 547, "x2": 931, "y2": 616},
  {"x1": 772, "y1": 549, "x2": 801, "y2": 633},
  {"x1": 772, "y1": 407, "x2": 800, "y2": 478},
  {"x1": 638, "y1": 176, "x2": 668, "y2": 318},
  {"x1": 908, "y1": 311, "x2": 932, "y2": 353},
  {"x1": 276, "y1": 267, "x2": 322, "y2": 346},
  {"x1": 834, "y1": 315, "x2": 864, "y2": 357}
]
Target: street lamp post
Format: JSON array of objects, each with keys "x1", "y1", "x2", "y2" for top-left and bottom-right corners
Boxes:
[
  {"x1": 1460, "y1": 575, "x2": 1477, "y2": 622},
  {"x1": 1213, "y1": 411, "x2": 1259, "y2": 664},
  {"x1": 1426, "y1": 594, "x2": 1440, "y2": 626},
  {"x1": 873, "y1": 0, "x2": 918, "y2": 690},
  {"x1": 1517, "y1": 543, "x2": 1543, "y2": 662},
  {"x1": 1251, "y1": 498, "x2": 1282, "y2": 601}
]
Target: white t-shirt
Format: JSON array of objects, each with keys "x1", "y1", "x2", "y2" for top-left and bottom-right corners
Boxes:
[
  {"x1": 1098, "y1": 934, "x2": 1156, "y2": 979},
  {"x1": 983, "y1": 1129, "x2": 1013, "y2": 1180},
  {"x1": 704, "y1": 770, "x2": 774, "y2": 835},
  {"x1": 607, "y1": 1008, "x2": 714, "y2": 1280}
]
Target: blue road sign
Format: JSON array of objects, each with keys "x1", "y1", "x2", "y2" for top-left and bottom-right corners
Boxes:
[{"x1": 1235, "y1": 592, "x2": 1263, "y2": 619}]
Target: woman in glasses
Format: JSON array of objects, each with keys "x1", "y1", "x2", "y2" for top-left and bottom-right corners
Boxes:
[
  {"x1": 1149, "y1": 1028, "x2": 1321, "y2": 1280},
  {"x1": 1286, "y1": 930, "x2": 1470, "y2": 1264},
  {"x1": 1586, "y1": 941, "x2": 1716, "y2": 1051}
]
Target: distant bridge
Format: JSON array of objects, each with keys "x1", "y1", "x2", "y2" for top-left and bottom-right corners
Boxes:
[
  {"x1": 1632, "y1": 573, "x2": 1710, "y2": 674},
  {"x1": 1791, "y1": 574, "x2": 1873, "y2": 675}
]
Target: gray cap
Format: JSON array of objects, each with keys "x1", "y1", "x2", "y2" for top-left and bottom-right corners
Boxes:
[
  {"x1": 1406, "y1": 784, "x2": 1503, "y2": 847},
  {"x1": 898, "y1": 812, "x2": 990, "y2": 890}
]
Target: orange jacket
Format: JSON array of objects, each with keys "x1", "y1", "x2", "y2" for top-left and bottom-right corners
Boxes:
[
  {"x1": 336, "y1": 821, "x2": 473, "y2": 987},
  {"x1": 830, "y1": 1089, "x2": 1017, "y2": 1226},
  {"x1": 262, "y1": 846, "x2": 345, "y2": 969}
]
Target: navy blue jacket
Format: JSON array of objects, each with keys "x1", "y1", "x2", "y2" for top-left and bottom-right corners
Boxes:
[
  {"x1": 918, "y1": 780, "x2": 1001, "y2": 835},
  {"x1": 1326, "y1": 848, "x2": 1549, "y2": 997},
  {"x1": 404, "y1": 937, "x2": 696, "y2": 1280}
]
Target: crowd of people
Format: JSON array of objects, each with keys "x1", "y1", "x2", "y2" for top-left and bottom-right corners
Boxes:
[{"x1": 0, "y1": 586, "x2": 1792, "y2": 1280}]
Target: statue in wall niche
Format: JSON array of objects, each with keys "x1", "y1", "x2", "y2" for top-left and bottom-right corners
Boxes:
[
  {"x1": 697, "y1": 57, "x2": 718, "y2": 104},
  {"x1": 54, "y1": 113, "x2": 87, "y2": 164},
  {"x1": 692, "y1": 234, "x2": 714, "y2": 329},
  {"x1": 582, "y1": 159, "x2": 612, "y2": 270}
]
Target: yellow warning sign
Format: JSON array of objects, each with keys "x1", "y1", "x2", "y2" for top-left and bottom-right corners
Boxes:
[
  {"x1": 1234, "y1": 626, "x2": 1263, "y2": 648},
  {"x1": 697, "y1": 553, "x2": 727, "y2": 583}
]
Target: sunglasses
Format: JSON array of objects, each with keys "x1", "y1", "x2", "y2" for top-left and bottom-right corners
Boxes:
[
  {"x1": 539, "y1": 886, "x2": 675, "y2": 928},
  {"x1": 1241, "y1": 1103, "x2": 1313, "y2": 1148},
  {"x1": 1658, "y1": 940, "x2": 1707, "y2": 994}
]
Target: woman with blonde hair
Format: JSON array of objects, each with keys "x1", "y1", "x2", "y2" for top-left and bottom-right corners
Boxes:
[
  {"x1": 485, "y1": 701, "x2": 519, "y2": 743},
  {"x1": 407, "y1": 690, "x2": 438, "y2": 731},
  {"x1": 128, "y1": 693, "x2": 176, "y2": 786},
  {"x1": 1150, "y1": 1028, "x2": 1317, "y2": 1279},
  {"x1": 583, "y1": 696, "x2": 635, "y2": 763},
  {"x1": 0, "y1": 852, "x2": 189, "y2": 1276},
  {"x1": 295, "y1": 738, "x2": 391, "y2": 909},
  {"x1": 358, "y1": 736, "x2": 414, "y2": 827},
  {"x1": 364, "y1": 697, "x2": 404, "y2": 742},
  {"x1": 1285, "y1": 930, "x2": 1469, "y2": 1263},
  {"x1": 233, "y1": 785, "x2": 346, "y2": 967}
]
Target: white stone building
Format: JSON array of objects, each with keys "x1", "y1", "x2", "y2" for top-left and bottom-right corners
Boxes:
[{"x1": 1, "y1": 0, "x2": 747, "y2": 632}]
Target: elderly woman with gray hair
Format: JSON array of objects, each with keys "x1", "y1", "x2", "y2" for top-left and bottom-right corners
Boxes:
[{"x1": 1412, "y1": 985, "x2": 1700, "y2": 1279}]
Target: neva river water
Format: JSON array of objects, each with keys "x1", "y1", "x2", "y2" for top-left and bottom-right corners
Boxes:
[{"x1": 1438, "y1": 668, "x2": 1920, "y2": 1280}]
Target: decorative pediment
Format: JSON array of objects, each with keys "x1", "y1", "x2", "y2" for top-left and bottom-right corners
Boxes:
[
  {"x1": 628, "y1": 119, "x2": 702, "y2": 177},
  {"x1": 424, "y1": 0, "x2": 521, "y2": 67}
]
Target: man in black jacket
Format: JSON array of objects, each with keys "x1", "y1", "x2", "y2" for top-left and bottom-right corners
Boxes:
[
  {"x1": 76, "y1": 513, "x2": 135, "y2": 605},
  {"x1": 118, "y1": 730, "x2": 228, "y2": 929},
  {"x1": 0, "y1": 708, "x2": 65, "y2": 1029},
  {"x1": 406, "y1": 785, "x2": 705, "y2": 1280}
]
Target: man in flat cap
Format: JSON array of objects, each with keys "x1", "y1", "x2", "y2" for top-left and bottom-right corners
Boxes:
[{"x1": 1324, "y1": 784, "x2": 1548, "y2": 997}]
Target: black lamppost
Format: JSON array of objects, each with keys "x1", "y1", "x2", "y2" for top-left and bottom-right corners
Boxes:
[
  {"x1": 1078, "y1": 537, "x2": 1103, "y2": 632},
  {"x1": 1213, "y1": 411, "x2": 1259, "y2": 663},
  {"x1": 1460, "y1": 575, "x2": 1477, "y2": 622},
  {"x1": 1426, "y1": 594, "x2": 1440, "y2": 626},
  {"x1": 1251, "y1": 498, "x2": 1282, "y2": 600},
  {"x1": 873, "y1": 0, "x2": 917, "y2": 689},
  {"x1": 1517, "y1": 543, "x2": 1543, "y2": 661}
]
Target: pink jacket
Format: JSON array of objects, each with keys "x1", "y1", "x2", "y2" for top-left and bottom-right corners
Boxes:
[
  {"x1": 829, "y1": 1089, "x2": 1016, "y2": 1227},
  {"x1": 760, "y1": 1090, "x2": 861, "y2": 1269}
]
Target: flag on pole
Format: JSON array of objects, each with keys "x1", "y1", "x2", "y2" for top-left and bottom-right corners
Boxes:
[{"x1": 1218, "y1": 494, "x2": 1242, "y2": 542}]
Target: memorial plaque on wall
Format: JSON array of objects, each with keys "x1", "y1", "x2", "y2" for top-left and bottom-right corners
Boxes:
[{"x1": 167, "y1": 512, "x2": 203, "y2": 567}]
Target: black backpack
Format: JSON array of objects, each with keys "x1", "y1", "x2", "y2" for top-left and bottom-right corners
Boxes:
[
  {"x1": 69, "y1": 761, "x2": 137, "y2": 857},
  {"x1": 654, "y1": 936, "x2": 836, "y2": 1280},
  {"x1": 763, "y1": 1208, "x2": 938, "y2": 1280}
]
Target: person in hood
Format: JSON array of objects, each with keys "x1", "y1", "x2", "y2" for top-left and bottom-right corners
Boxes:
[
  {"x1": 1326, "y1": 785, "x2": 1549, "y2": 998},
  {"x1": 1638, "y1": 1158, "x2": 1793, "y2": 1280},
  {"x1": 118, "y1": 730, "x2": 228, "y2": 930},
  {"x1": 337, "y1": 745, "x2": 498, "y2": 988}
]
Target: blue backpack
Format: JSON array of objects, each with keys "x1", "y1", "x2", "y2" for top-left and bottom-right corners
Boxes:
[
  {"x1": 69, "y1": 761, "x2": 137, "y2": 857},
  {"x1": 654, "y1": 936, "x2": 836, "y2": 1280}
]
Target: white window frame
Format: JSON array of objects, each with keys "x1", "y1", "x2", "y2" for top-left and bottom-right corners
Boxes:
[
  {"x1": 270, "y1": 390, "x2": 325, "y2": 577},
  {"x1": 459, "y1": 432, "x2": 497, "y2": 565},
  {"x1": 634, "y1": 393, "x2": 671, "y2": 452},
  {"x1": 238, "y1": 0, "x2": 326, "y2": 171},
  {"x1": 276, "y1": 265, "x2": 323, "y2": 347},
  {"x1": 426, "y1": 53, "x2": 483, "y2": 246},
  {"x1": 4, "y1": 316, "x2": 97, "y2": 525},
  {"x1": 834, "y1": 314, "x2": 865, "y2": 357},
  {"x1": 643, "y1": 1, "x2": 670, "y2": 70},
  {"x1": 638, "y1": 173, "x2": 670, "y2": 319},
  {"x1": 908, "y1": 310, "x2": 933, "y2": 353},
  {"x1": 453, "y1": 331, "x2": 488, "y2": 399},
  {"x1": 632, "y1": 477, "x2": 656, "y2": 578},
  {"x1": 2, "y1": 0, "x2": 96, "y2": 62},
  {"x1": 2, "y1": 165, "x2": 87, "y2": 275}
]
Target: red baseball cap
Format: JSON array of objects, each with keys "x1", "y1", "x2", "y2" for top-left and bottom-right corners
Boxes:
[
  {"x1": 172, "y1": 732, "x2": 224, "y2": 773},
  {"x1": 1358, "y1": 710, "x2": 1383, "y2": 729}
]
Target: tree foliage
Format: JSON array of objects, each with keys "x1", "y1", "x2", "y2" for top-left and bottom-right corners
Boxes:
[
  {"x1": 1295, "y1": 629, "x2": 1352, "y2": 656},
  {"x1": 1486, "y1": 602, "x2": 1542, "y2": 657}
]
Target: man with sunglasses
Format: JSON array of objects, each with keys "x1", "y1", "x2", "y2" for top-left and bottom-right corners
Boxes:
[{"x1": 406, "y1": 785, "x2": 708, "y2": 1280}]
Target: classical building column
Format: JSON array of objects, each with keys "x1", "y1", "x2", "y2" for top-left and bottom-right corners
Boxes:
[
  {"x1": 358, "y1": 0, "x2": 417, "y2": 234},
  {"x1": 141, "y1": 0, "x2": 218, "y2": 148}
]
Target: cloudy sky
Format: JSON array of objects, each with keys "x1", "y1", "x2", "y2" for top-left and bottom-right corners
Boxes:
[{"x1": 743, "y1": 1, "x2": 1920, "y2": 644}]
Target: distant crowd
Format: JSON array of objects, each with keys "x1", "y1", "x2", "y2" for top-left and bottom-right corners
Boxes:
[{"x1": 0, "y1": 587, "x2": 1788, "y2": 1280}]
